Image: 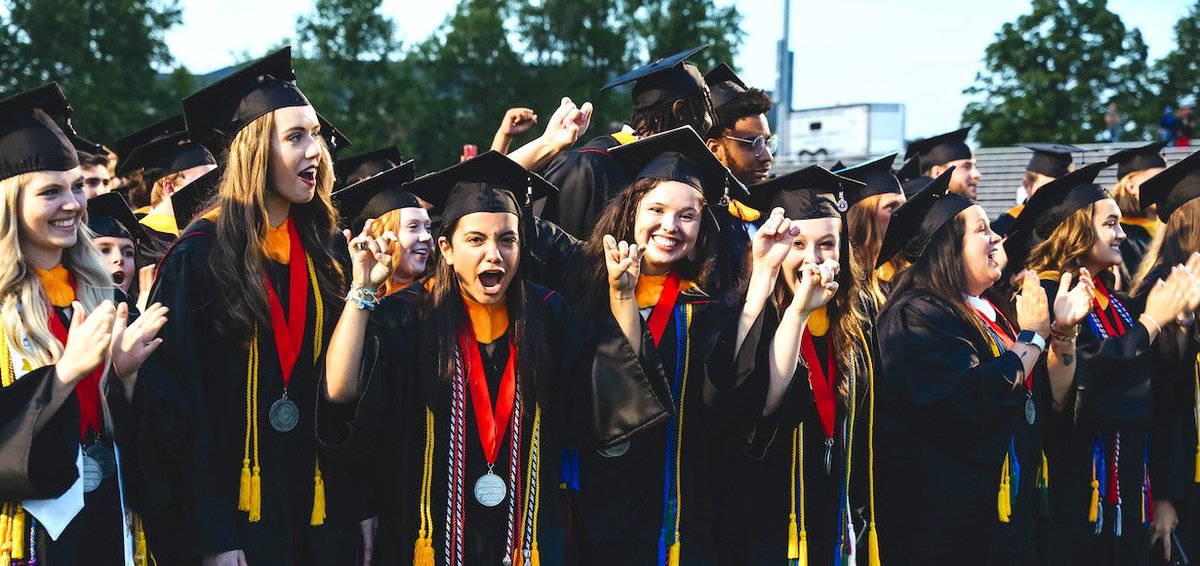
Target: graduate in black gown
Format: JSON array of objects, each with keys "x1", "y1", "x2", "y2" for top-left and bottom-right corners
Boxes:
[
  {"x1": 709, "y1": 165, "x2": 882, "y2": 566},
  {"x1": 1008, "y1": 160, "x2": 1200, "y2": 566},
  {"x1": 0, "y1": 82, "x2": 167, "y2": 564},
  {"x1": 1129, "y1": 150, "x2": 1200, "y2": 564},
  {"x1": 839, "y1": 153, "x2": 908, "y2": 313},
  {"x1": 538, "y1": 46, "x2": 715, "y2": 238},
  {"x1": 559, "y1": 126, "x2": 787, "y2": 565},
  {"x1": 120, "y1": 48, "x2": 363, "y2": 565},
  {"x1": 318, "y1": 150, "x2": 663, "y2": 565},
  {"x1": 874, "y1": 168, "x2": 1054, "y2": 566},
  {"x1": 902, "y1": 126, "x2": 981, "y2": 200},
  {"x1": 86, "y1": 192, "x2": 147, "y2": 301},
  {"x1": 1107, "y1": 141, "x2": 1169, "y2": 290}
]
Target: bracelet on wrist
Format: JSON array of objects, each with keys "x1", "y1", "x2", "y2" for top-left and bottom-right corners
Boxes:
[
  {"x1": 346, "y1": 285, "x2": 380, "y2": 311},
  {"x1": 1050, "y1": 322, "x2": 1080, "y2": 342},
  {"x1": 1140, "y1": 313, "x2": 1163, "y2": 335}
]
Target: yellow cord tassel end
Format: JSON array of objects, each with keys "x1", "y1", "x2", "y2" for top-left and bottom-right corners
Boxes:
[
  {"x1": 249, "y1": 466, "x2": 262, "y2": 523},
  {"x1": 11, "y1": 506, "x2": 24, "y2": 560},
  {"x1": 797, "y1": 530, "x2": 809, "y2": 566},
  {"x1": 1088, "y1": 479, "x2": 1100, "y2": 523},
  {"x1": 310, "y1": 471, "x2": 326, "y2": 526},
  {"x1": 238, "y1": 458, "x2": 252, "y2": 511},
  {"x1": 668, "y1": 541, "x2": 681, "y2": 566},
  {"x1": 787, "y1": 512, "x2": 799, "y2": 559},
  {"x1": 997, "y1": 458, "x2": 1012, "y2": 523},
  {"x1": 868, "y1": 522, "x2": 881, "y2": 566},
  {"x1": 531, "y1": 542, "x2": 541, "y2": 566},
  {"x1": 413, "y1": 529, "x2": 434, "y2": 566},
  {"x1": 0, "y1": 504, "x2": 11, "y2": 563},
  {"x1": 1194, "y1": 446, "x2": 1200, "y2": 483}
]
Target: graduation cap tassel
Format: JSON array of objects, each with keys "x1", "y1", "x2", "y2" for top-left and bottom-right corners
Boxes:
[{"x1": 310, "y1": 459, "x2": 326, "y2": 526}]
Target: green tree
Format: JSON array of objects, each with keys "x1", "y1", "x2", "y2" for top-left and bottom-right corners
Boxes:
[
  {"x1": 0, "y1": 0, "x2": 186, "y2": 143},
  {"x1": 961, "y1": 0, "x2": 1153, "y2": 146},
  {"x1": 1149, "y1": 0, "x2": 1200, "y2": 122}
]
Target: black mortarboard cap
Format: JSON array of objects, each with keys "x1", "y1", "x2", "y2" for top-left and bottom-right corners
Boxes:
[
  {"x1": 317, "y1": 112, "x2": 351, "y2": 155},
  {"x1": 836, "y1": 153, "x2": 903, "y2": 209},
  {"x1": 876, "y1": 167, "x2": 971, "y2": 268},
  {"x1": 171, "y1": 165, "x2": 221, "y2": 229},
  {"x1": 601, "y1": 45, "x2": 709, "y2": 110},
  {"x1": 831, "y1": 160, "x2": 846, "y2": 172},
  {"x1": 905, "y1": 127, "x2": 972, "y2": 172},
  {"x1": 403, "y1": 151, "x2": 557, "y2": 237},
  {"x1": 332, "y1": 161, "x2": 419, "y2": 232},
  {"x1": 183, "y1": 47, "x2": 309, "y2": 150},
  {"x1": 1108, "y1": 141, "x2": 1168, "y2": 181},
  {"x1": 116, "y1": 131, "x2": 216, "y2": 185},
  {"x1": 1003, "y1": 161, "x2": 1111, "y2": 269},
  {"x1": 703, "y1": 63, "x2": 747, "y2": 110},
  {"x1": 1138, "y1": 149, "x2": 1200, "y2": 220},
  {"x1": 70, "y1": 132, "x2": 107, "y2": 159},
  {"x1": 740, "y1": 165, "x2": 864, "y2": 219},
  {"x1": 87, "y1": 192, "x2": 146, "y2": 242},
  {"x1": 1019, "y1": 143, "x2": 1083, "y2": 178},
  {"x1": 113, "y1": 114, "x2": 186, "y2": 166},
  {"x1": 895, "y1": 154, "x2": 920, "y2": 182},
  {"x1": 990, "y1": 213, "x2": 1017, "y2": 238},
  {"x1": 334, "y1": 146, "x2": 404, "y2": 190},
  {"x1": 0, "y1": 83, "x2": 78, "y2": 182},
  {"x1": 608, "y1": 125, "x2": 749, "y2": 206}
]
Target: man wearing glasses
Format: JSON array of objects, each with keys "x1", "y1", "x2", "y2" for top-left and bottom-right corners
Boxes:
[{"x1": 703, "y1": 63, "x2": 775, "y2": 188}]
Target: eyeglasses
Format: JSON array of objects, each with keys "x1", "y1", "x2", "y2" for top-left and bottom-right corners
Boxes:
[{"x1": 723, "y1": 134, "x2": 779, "y2": 157}]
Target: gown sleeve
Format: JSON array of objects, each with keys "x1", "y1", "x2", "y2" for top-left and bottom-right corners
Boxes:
[
  {"x1": 0, "y1": 366, "x2": 79, "y2": 501},
  {"x1": 539, "y1": 148, "x2": 622, "y2": 239}
]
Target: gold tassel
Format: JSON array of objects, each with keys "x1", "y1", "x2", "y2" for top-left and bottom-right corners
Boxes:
[
  {"x1": 0, "y1": 503, "x2": 11, "y2": 563},
  {"x1": 1088, "y1": 479, "x2": 1100, "y2": 523},
  {"x1": 249, "y1": 466, "x2": 262, "y2": 523},
  {"x1": 787, "y1": 512, "x2": 799, "y2": 559},
  {"x1": 797, "y1": 530, "x2": 809, "y2": 566},
  {"x1": 238, "y1": 458, "x2": 252, "y2": 511},
  {"x1": 412, "y1": 528, "x2": 434, "y2": 566},
  {"x1": 668, "y1": 541, "x2": 681, "y2": 566},
  {"x1": 531, "y1": 542, "x2": 541, "y2": 566},
  {"x1": 868, "y1": 522, "x2": 881, "y2": 566},
  {"x1": 11, "y1": 505, "x2": 24, "y2": 560},
  {"x1": 310, "y1": 459, "x2": 326, "y2": 526},
  {"x1": 1194, "y1": 446, "x2": 1200, "y2": 483},
  {"x1": 134, "y1": 514, "x2": 149, "y2": 565},
  {"x1": 997, "y1": 458, "x2": 1011, "y2": 523}
]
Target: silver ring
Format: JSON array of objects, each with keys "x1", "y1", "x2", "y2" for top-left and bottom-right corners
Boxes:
[{"x1": 355, "y1": 242, "x2": 369, "y2": 251}]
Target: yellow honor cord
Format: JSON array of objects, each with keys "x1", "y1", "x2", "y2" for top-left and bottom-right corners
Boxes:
[
  {"x1": 666, "y1": 304, "x2": 693, "y2": 566},
  {"x1": 998, "y1": 455, "x2": 1012, "y2": 522},
  {"x1": 788, "y1": 425, "x2": 801, "y2": 560},
  {"x1": 10, "y1": 504, "x2": 23, "y2": 560},
  {"x1": 414, "y1": 408, "x2": 435, "y2": 566},
  {"x1": 307, "y1": 254, "x2": 326, "y2": 526},
  {"x1": 855, "y1": 326, "x2": 882, "y2": 566}
]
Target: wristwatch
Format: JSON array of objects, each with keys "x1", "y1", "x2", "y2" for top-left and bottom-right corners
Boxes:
[{"x1": 1016, "y1": 330, "x2": 1047, "y2": 352}]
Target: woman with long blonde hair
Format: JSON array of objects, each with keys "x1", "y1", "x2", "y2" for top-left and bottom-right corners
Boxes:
[
  {"x1": 0, "y1": 83, "x2": 166, "y2": 563},
  {"x1": 839, "y1": 153, "x2": 908, "y2": 310},
  {"x1": 1107, "y1": 141, "x2": 1168, "y2": 289},
  {"x1": 126, "y1": 49, "x2": 354, "y2": 566}
]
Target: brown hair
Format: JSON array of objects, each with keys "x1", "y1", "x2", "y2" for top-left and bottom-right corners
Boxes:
[
  {"x1": 1024, "y1": 204, "x2": 1097, "y2": 278},
  {"x1": 1133, "y1": 198, "x2": 1200, "y2": 296},
  {"x1": 1111, "y1": 172, "x2": 1144, "y2": 219},
  {"x1": 207, "y1": 111, "x2": 345, "y2": 339}
]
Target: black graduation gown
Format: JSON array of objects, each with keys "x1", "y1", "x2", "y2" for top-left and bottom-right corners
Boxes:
[
  {"x1": 317, "y1": 281, "x2": 667, "y2": 565},
  {"x1": 875, "y1": 290, "x2": 1039, "y2": 566},
  {"x1": 574, "y1": 287, "x2": 766, "y2": 564},
  {"x1": 536, "y1": 135, "x2": 629, "y2": 239},
  {"x1": 136, "y1": 225, "x2": 175, "y2": 268},
  {"x1": 0, "y1": 297, "x2": 136, "y2": 564},
  {"x1": 1136, "y1": 266, "x2": 1200, "y2": 561},
  {"x1": 117, "y1": 220, "x2": 360, "y2": 565},
  {"x1": 1041, "y1": 279, "x2": 1154, "y2": 566},
  {"x1": 709, "y1": 302, "x2": 874, "y2": 566},
  {"x1": 1118, "y1": 220, "x2": 1155, "y2": 289}
]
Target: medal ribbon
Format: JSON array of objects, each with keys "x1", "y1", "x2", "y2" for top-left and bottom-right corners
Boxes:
[
  {"x1": 800, "y1": 329, "x2": 837, "y2": 440},
  {"x1": 1092, "y1": 281, "x2": 1127, "y2": 338},
  {"x1": 459, "y1": 319, "x2": 517, "y2": 466},
  {"x1": 969, "y1": 300, "x2": 1028, "y2": 389},
  {"x1": 263, "y1": 219, "x2": 308, "y2": 389},
  {"x1": 647, "y1": 272, "x2": 682, "y2": 347},
  {"x1": 44, "y1": 274, "x2": 104, "y2": 439}
]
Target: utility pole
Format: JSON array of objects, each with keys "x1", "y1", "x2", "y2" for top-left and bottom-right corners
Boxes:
[{"x1": 774, "y1": 0, "x2": 793, "y2": 159}]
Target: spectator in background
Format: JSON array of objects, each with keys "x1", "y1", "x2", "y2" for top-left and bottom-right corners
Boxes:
[
  {"x1": 1104, "y1": 101, "x2": 1122, "y2": 142},
  {"x1": 1173, "y1": 106, "x2": 1193, "y2": 147},
  {"x1": 1161, "y1": 106, "x2": 1177, "y2": 143},
  {"x1": 79, "y1": 151, "x2": 112, "y2": 199}
]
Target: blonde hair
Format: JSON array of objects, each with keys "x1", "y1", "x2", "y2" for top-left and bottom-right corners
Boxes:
[
  {"x1": 150, "y1": 170, "x2": 187, "y2": 207},
  {"x1": 847, "y1": 193, "x2": 906, "y2": 307},
  {"x1": 1111, "y1": 172, "x2": 1144, "y2": 219},
  {"x1": 1025, "y1": 203, "x2": 1098, "y2": 277},
  {"x1": 0, "y1": 173, "x2": 115, "y2": 427}
]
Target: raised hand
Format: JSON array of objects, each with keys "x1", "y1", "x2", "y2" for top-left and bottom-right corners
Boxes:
[
  {"x1": 1145, "y1": 265, "x2": 1197, "y2": 327},
  {"x1": 603, "y1": 234, "x2": 641, "y2": 299},
  {"x1": 343, "y1": 219, "x2": 398, "y2": 290},
  {"x1": 1182, "y1": 252, "x2": 1200, "y2": 314},
  {"x1": 790, "y1": 259, "x2": 839, "y2": 315},
  {"x1": 1015, "y1": 270, "x2": 1051, "y2": 340},
  {"x1": 1053, "y1": 268, "x2": 1095, "y2": 328},
  {"x1": 541, "y1": 97, "x2": 594, "y2": 152},
  {"x1": 55, "y1": 301, "x2": 116, "y2": 387},
  {"x1": 498, "y1": 107, "x2": 538, "y2": 138},
  {"x1": 136, "y1": 264, "x2": 156, "y2": 312},
  {"x1": 110, "y1": 301, "x2": 168, "y2": 396},
  {"x1": 750, "y1": 207, "x2": 797, "y2": 273}
]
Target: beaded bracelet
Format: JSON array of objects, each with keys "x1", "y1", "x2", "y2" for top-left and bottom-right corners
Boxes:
[{"x1": 346, "y1": 285, "x2": 380, "y2": 311}]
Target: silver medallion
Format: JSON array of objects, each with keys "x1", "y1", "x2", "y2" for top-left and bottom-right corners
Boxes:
[
  {"x1": 81, "y1": 455, "x2": 103, "y2": 493},
  {"x1": 269, "y1": 396, "x2": 300, "y2": 432},
  {"x1": 473, "y1": 472, "x2": 507, "y2": 507},
  {"x1": 85, "y1": 443, "x2": 117, "y2": 479},
  {"x1": 597, "y1": 441, "x2": 630, "y2": 458},
  {"x1": 1025, "y1": 397, "x2": 1036, "y2": 425}
]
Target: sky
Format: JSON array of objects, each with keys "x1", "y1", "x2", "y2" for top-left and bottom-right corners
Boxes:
[{"x1": 163, "y1": 0, "x2": 1192, "y2": 139}]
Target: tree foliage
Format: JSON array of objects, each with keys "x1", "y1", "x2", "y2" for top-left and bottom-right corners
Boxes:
[
  {"x1": 961, "y1": 0, "x2": 1153, "y2": 145},
  {"x1": 0, "y1": 0, "x2": 186, "y2": 141}
]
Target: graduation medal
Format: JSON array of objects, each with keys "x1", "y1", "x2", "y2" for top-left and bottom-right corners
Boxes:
[
  {"x1": 262, "y1": 219, "x2": 309, "y2": 434},
  {"x1": 474, "y1": 469, "x2": 507, "y2": 507},
  {"x1": 85, "y1": 442, "x2": 116, "y2": 479},
  {"x1": 269, "y1": 394, "x2": 300, "y2": 432},
  {"x1": 1024, "y1": 394, "x2": 1036, "y2": 425}
]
